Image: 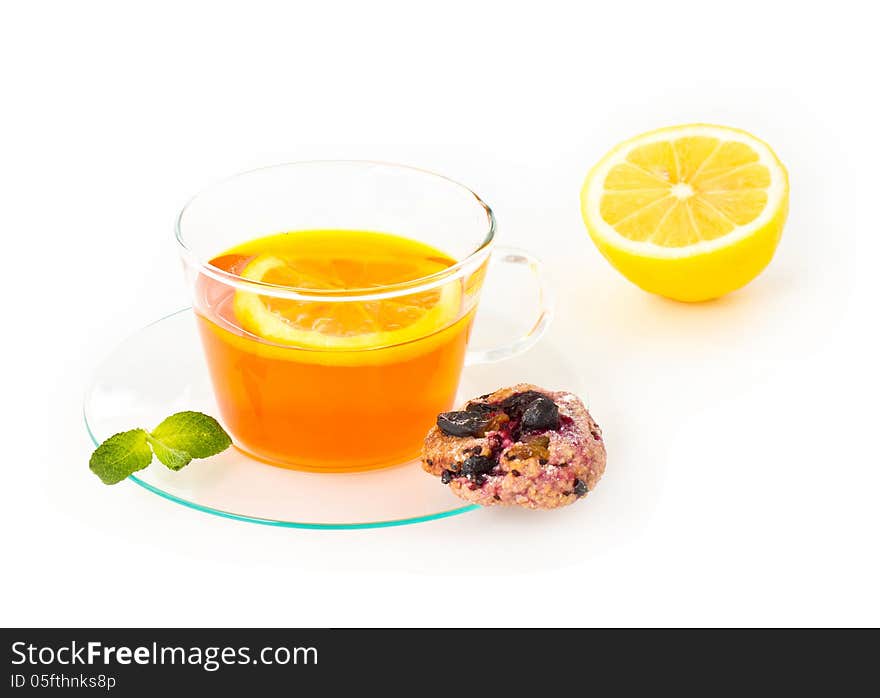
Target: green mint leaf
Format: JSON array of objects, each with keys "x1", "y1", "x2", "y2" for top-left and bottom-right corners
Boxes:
[
  {"x1": 89, "y1": 429, "x2": 153, "y2": 485},
  {"x1": 150, "y1": 411, "x2": 232, "y2": 461},
  {"x1": 146, "y1": 436, "x2": 192, "y2": 471},
  {"x1": 88, "y1": 412, "x2": 231, "y2": 484}
]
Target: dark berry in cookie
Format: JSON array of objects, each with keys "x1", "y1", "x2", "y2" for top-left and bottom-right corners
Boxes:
[
  {"x1": 520, "y1": 395, "x2": 560, "y2": 432},
  {"x1": 500, "y1": 390, "x2": 547, "y2": 420},
  {"x1": 460, "y1": 455, "x2": 495, "y2": 479},
  {"x1": 421, "y1": 383, "x2": 606, "y2": 510},
  {"x1": 436, "y1": 410, "x2": 490, "y2": 438}
]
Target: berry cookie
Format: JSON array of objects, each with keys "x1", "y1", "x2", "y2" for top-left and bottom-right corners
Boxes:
[{"x1": 422, "y1": 384, "x2": 606, "y2": 509}]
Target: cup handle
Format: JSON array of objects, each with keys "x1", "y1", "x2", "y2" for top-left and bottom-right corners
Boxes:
[{"x1": 465, "y1": 245, "x2": 555, "y2": 366}]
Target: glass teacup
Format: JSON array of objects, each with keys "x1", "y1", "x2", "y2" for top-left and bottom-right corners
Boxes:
[{"x1": 177, "y1": 162, "x2": 552, "y2": 471}]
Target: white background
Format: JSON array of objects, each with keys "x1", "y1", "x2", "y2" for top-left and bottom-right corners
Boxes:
[{"x1": 3, "y1": 0, "x2": 878, "y2": 627}]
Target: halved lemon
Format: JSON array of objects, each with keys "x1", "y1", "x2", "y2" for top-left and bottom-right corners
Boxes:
[
  {"x1": 232, "y1": 254, "x2": 462, "y2": 351},
  {"x1": 580, "y1": 124, "x2": 789, "y2": 301}
]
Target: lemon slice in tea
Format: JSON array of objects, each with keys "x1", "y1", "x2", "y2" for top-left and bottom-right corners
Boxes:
[{"x1": 232, "y1": 232, "x2": 462, "y2": 351}]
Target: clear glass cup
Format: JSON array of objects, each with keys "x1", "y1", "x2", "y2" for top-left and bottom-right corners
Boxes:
[{"x1": 176, "y1": 161, "x2": 552, "y2": 472}]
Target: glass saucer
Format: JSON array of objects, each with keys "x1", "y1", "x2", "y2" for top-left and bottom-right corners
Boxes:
[{"x1": 84, "y1": 308, "x2": 580, "y2": 529}]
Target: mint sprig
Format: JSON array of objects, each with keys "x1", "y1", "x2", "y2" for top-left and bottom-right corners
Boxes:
[{"x1": 89, "y1": 411, "x2": 231, "y2": 485}]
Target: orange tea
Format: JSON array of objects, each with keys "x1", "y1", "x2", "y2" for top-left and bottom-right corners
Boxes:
[{"x1": 194, "y1": 230, "x2": 476, "y2": 471}]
